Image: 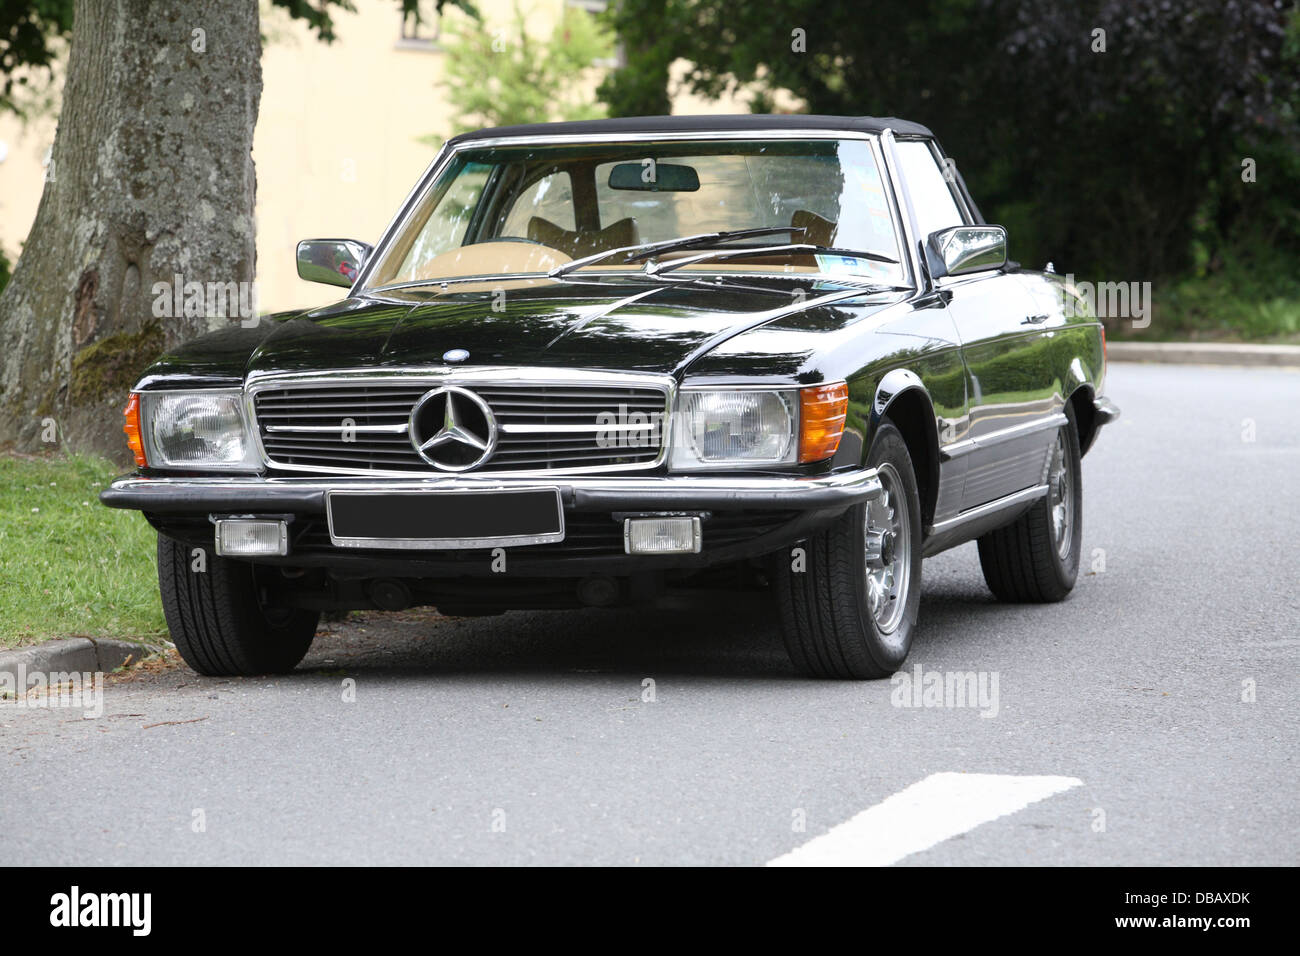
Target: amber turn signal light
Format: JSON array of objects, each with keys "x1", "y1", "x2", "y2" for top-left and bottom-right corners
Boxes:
[
  {"x1": 123, "y1": 392, "x2": 147, "y2": 467},
  {"x1": 799, "y1": 382, "x2": 849, "y2": 463}
]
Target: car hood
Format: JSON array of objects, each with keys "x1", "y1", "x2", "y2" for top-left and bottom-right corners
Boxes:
[{"x1": 241, "y1": 276, "x2": 902, "y2": 381}]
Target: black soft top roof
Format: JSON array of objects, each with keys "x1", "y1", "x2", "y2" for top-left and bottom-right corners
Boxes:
[{"x1": 446, "y1": 113, "x2": 934, "y2": 146}]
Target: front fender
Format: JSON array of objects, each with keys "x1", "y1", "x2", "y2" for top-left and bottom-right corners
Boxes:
[{"x1": 845, "y1": 367, "x2": 943, "y2": 526}]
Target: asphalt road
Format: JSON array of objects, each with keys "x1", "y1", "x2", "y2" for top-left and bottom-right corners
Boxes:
[{"x1": 2, "y1": 363, "x2": 1297, "y2": 866}]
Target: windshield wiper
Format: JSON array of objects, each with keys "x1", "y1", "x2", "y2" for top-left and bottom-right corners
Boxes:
[
  {"x1": 548, "y1": 226, "x2": 805, "y2": 279},
  {"x1": 646, "y1": 242, "x2": 901, "y2": 276},
  {"x1": 623, "y1": 226, "x2": 809, "y2": 263}
]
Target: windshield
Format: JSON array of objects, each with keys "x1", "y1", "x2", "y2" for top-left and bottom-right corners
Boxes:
[{"x1": 364, "y1": 138, "x2": 907, "y2": 290}]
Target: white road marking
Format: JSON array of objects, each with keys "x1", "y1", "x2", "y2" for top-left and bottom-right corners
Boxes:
[{"x1": 768, "y1": 772, "x2": 1082, "y2": 867}]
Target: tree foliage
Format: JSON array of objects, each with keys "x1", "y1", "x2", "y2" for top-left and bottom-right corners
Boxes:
[
  {"x1": 268, "y1": 0, "x2": 477, "y2": 43},
  {"x1": 440, "y1": 2, "x2": 613, "y2": 136},
  {"x1": 600, "y1": 0, "x2": 1300, "y2": 281},
  {"x1": 0, "y1": 0, "x2": 73, "y2": 115},
  {"x1": 596, "y1": 0, "x2": 689, "y2": 117}
]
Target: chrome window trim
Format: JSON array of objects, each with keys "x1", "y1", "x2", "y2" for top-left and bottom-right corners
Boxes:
[
  {"x1": 878, "y1": 128, "x2": 924, "y2": 292},
  {"x1": 354, "y1": 129, "x2": 914, "y2": 294},
  {"x1": 371, "y1": 270, "x2": 909, "y2": 295},
  {"x1": 324, "y1": 486, "x2": 566, "y2": 550},
  {"x1": 462, "y1": 129, "x2": 881, "y2": 147},
  {"x1": 244, "y1": 366, "x2": 676, "y2": 479}
]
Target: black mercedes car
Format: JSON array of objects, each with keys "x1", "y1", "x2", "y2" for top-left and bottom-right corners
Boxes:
[{"x1": 102, "y1": 114, "x2": 1119, "y2": 680}]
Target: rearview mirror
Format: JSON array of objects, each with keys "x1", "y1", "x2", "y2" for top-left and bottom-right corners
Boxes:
[
  {"x1": 607, "y1": 162, "x2": 700, "y2": 192},
  {"x1": 296, "y1": 239, "x2": 373, "y2": 288},
  {"x1": 924, "y1": 225, "x2": 1007, "y2": 279}
]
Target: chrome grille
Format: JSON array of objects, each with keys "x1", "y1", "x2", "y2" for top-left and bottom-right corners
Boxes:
[{"x1": 252, "y1": 377, "x2": 670, "y2": 475}]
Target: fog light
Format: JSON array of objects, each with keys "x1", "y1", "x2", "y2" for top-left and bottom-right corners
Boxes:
[
  {"x1": 214, "y1": 519, "x2": 288, "y2": 556},
  {"x1": 624, "y1": 516, "x2": 701, "y2": 554}
]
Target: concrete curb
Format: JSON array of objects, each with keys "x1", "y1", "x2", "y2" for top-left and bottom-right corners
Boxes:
[
  {"x1": 0, "y1": 637, "x2": 161, "y2": 684},
  {"x1": 1108, "y1": 341, "x2": 1300, "y2": 367}
]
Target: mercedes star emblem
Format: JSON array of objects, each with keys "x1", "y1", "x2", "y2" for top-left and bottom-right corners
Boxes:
[{"x1": 408, "y1": 385, "x2": 497, "y2": 471}]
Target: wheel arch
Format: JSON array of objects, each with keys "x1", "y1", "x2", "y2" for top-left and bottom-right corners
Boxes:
[
  {"x1": 870, "y1": 369, "x2": 940, "y2": 528},
  {"x1": 1053, "y1": 320, "x2": 1106, "y2": 457},
  {"x1": 1066, "y1": 382, "x2": 1100, "y2": 456}
]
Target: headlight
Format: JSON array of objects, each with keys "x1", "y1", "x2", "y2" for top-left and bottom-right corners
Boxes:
[
  {"x1": 137, "y1": 389, "x2": 259, "y2": 470},
  {"x1": 670, "y1": 388, "x2": 798, "y2": 470}
]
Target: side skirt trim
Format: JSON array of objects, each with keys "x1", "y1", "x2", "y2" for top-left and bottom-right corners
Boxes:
[
  {"x1": 926, "y1": 483, "x2": 1048, "y2": 537},
  {"x1": 939, "y1": 412, "x2": 1067, "y2": 461}
]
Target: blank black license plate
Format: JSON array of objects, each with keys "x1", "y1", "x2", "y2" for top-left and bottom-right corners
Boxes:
[{"x1": 326, "y1": 488, "x2": 564, "y2": 549}]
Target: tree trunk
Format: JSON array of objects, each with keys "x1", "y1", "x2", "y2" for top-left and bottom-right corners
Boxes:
[{"x1": 0, "y1": 0, "x2": 261, "y2": 462}]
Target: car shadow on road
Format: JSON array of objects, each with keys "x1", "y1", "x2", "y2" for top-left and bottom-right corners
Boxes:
[
  {"x1": 290, "y1": 569, "x2": 1026, "y2": 682},
  {"x1": 298, "y1": 595, "x2": 800, "y2": 680}
]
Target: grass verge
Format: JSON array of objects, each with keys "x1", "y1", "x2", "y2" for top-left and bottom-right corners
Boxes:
[
  {"x1": 0, "y1": 452, "x2": 165, "y2": 649},
  {"x1": 1134, "y1": 279, "x2": 1300, "y2": 343},
  {"x1": 1111, "y1": 241, "x2": 1300, "y2": 343}
]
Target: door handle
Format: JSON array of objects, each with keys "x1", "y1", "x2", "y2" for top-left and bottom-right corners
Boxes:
[{"x1": 1021, "y1": 313, "x2": 1050, "y2": 325}]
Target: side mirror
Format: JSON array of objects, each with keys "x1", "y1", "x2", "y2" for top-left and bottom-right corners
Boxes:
[
  {"x1": 296, "y1": 239, "x2": 373, "y2": 288},
  {"x1": 924, "y1": 225, "x2": 1007, "y2": 279}
]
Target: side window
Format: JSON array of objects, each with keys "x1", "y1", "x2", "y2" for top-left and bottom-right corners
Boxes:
[{"x1": 894, "y1": 141, "x2": 966, "y2": 242}]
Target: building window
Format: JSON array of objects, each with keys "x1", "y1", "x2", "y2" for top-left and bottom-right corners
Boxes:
[{"x1": 397, "y1": 1, "x2": 442, "y2": 51}]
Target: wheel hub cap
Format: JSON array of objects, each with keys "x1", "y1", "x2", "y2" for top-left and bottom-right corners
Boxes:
[
  {"x1": 864, "y1": 464, "x2": 911, "y2": 634},
  {"x1": 1048, "y1": 431, "x2": 1073, "y2": 559}
]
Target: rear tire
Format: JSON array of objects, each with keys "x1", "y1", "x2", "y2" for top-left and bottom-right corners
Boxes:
[
  {"x1": 157, "y1": 533, "x2": 318, "y2": 676},
  {"x1": 976, "y1": 404, "x2": 1083, "y2": 602},
  {"x1": 773, "y1": 422, "x2": 924, "y2": 679}
]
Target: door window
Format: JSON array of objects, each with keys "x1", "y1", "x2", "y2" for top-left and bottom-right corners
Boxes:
[{"x1": 895, "y1": 141, "x2": 966, "y2": 242}]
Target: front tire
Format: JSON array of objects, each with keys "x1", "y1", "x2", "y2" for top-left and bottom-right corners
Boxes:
[
  {"x1": 157, "y1": 534, "x2": 318, "y2": 676},
  {"x1": 976, "y1": 404, "x2": 1083, "y2": 602},
  {"x1": 774, "y1": 422, "x2": 924, "y2": 679}
]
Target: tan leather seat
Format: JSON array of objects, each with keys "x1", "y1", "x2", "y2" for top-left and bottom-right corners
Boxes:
[
  {"x1": 527, "y1": 216, "x2": 639, "y2": 258},
  {"x1": 791, "y1": 209, "x2": 837, "y2": 247}
]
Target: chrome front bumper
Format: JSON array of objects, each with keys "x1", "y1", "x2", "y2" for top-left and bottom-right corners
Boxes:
[
  {"x1": 1094, "y1": 395, "x2": 1121, "y2": 425},
  {"x1": 100, "y1": 469, "x2": 883, "y2": 516}
]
